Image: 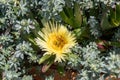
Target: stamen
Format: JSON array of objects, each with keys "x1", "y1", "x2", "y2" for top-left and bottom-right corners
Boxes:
[{"x1": 51, "y1": 35, "x2": 67, "y2": 50}]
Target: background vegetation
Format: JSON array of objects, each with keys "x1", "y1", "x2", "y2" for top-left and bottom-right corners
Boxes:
[{"x1": 0, "y1": 0, "x2": 120, "y2": 80}]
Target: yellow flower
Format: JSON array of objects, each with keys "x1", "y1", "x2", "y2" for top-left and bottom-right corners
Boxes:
[{"x1": 35, "y1": 22, "x2": 76, "y2": 62}]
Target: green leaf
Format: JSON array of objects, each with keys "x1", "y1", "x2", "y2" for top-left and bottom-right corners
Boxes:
[
  {"x1": 60, "y1": 2, "x2": 82, "y2": 28},
  {"x1": 73, "y1": 27, "x2": 90, "y2": 42},
  {"x1": 28, "y1": 37, "x2": 37, "y2": 46},
  {"x1": 57, "y1": 65, "x2": 64, "y2": 75},
  {"x1": 108, "y1": 41, "x2": 120, "y2": 47},
  {"x1": 116, "y1": 4, "x2": 120, "y2": 21},
  {"x1": 22, "y1": 75, "x2": 33, "y2": 80},
  {"x1": 101, "y1": 13, "x2": 113, "y2": 30},
  {"x1": 109, "y1": 4, "x2": 120, "y2": 26},
  {"x1": 41, "y1": 55, "x2": 55, "y2": 72},
  {"x1": 111, "y1": 19, "x2": 120, "y2": 26},
  {"x1": 60, "y1": 8, "x2": 74, "y2": 26},
  {"x1": 67, "y1": 53, "x2": 79, "y2": 61},
  {"x1": 39, "y1": 54, "x2": 52, "y2": 64},
  {"x1": 74, "y1": 3, "x2": 82, "y2": 28}
]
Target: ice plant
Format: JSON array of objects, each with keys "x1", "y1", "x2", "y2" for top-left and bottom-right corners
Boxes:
[{"x1": 35, "y1": 22, "x2": 76, "y2": 62}]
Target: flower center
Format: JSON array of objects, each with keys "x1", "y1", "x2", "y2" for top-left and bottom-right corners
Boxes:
[
  {"x1": 48, "y1": 34, "x2": 67, "y2": 51},
  {"x1": 53, "y1": 35, "x2": 66, "y2": 49}
]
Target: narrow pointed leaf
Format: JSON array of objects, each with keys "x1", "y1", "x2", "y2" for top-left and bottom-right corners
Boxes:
[{"x1": 74, "y1": 3, "x2": 82, "y2": 28}]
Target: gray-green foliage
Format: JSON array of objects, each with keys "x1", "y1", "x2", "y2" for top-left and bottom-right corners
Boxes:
[
  {"x1": 68, "y1": 42, "x2": 120, "y2": 80},
  {"x1": 105, "y1": 51, "x2": 120, "y2": 74},
  {"x1": 22, "y1": 75, "x2": 33, "y2": 80},
  {"x1": 113, "y1": 28, "x2": 120, "y2": 41},
  {"x1": 39, "y1": 0, "x2": 65, "y2": 19},
  {"x1": 45, "y1": 75, "x2": 54, "y2": 80},
  {"x1": 0, "y1": 0, "x2": 37, "y2": 79},
  {"x1": 0, "y1": 0, "x2": 120, "y2": 80},
  {"x1": 88, "y1": 16, "x2": 102, "y2": 38},
  {"x1": 71, "y1": 42, "x2": 103, "y2": 79}
]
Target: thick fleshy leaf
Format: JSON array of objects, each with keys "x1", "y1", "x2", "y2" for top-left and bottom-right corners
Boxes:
[
  {"x1": 74, "y1": 3, "x2": 82, "y2": 28},
  {"x1": 108, "y1": 41, "x2": 120, "y2": 47},
  {"x1": 39, "y1": 54, "x2": 52, "y2": 64},
  {"x1": 101, "y1": 13, "x2": 113, "y2": 30},
  {"x1": 57, "y1": 65, "x2": 64, "y2": 75},
  {"x1": 60, "y1": 7, "x2": 74, "y2": 26},
  {"x1": 109, "y1": 4, "x2": 120, "y2": 27},
  {"x1": 73, "y1": 27, "x2": 90, "y2": 42},
  {"x1": 60, "y1": 3, "x2": 82, "y2": 28},
  {"x1": 41, "y1": 55, "x2": 55, "y2": 72}
]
